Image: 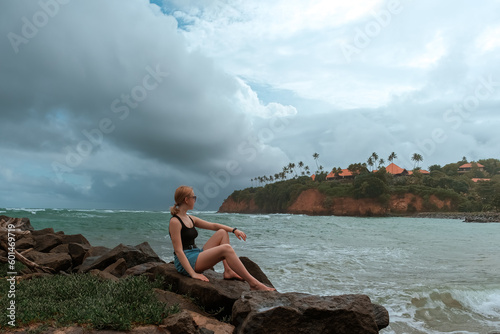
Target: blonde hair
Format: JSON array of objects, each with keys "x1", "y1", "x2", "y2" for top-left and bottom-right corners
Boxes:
[{"x1": 170, "y1": 185, "x2": 193, "y2": 216}]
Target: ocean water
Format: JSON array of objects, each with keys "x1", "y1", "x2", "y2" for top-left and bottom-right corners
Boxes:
[{"x1": 2, "y1": 208, "x2": 500, "y2": 334}]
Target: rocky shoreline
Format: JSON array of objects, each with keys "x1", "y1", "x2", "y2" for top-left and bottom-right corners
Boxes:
[
  {"x1": 412, "y1": 211, "x2": 500, "y2": 223},
  {"x1": 1, "y1": 215, "x2": 390, "y2": 333}
]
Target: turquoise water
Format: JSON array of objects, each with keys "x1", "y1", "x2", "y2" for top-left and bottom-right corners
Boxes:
[{"x1": 2, "y1": 208, "x2": 500, "y2": 333}]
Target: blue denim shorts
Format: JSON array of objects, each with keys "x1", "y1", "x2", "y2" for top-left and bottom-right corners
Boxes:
[{"x1": 174, "y1": 248, "x2": 203, "y2": 276}]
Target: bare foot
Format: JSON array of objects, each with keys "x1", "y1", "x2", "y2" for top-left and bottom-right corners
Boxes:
[
  {"x1": 250, "y1": 281, "x2": 276, "y2": 291},
  {"x1": 223, "y1": 270, "x2": 244, "y2": 281}
]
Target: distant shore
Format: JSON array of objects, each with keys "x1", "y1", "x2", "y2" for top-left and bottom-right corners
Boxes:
[{"x1": 411, "y1": 211, "x2": 500, "y2": 223}]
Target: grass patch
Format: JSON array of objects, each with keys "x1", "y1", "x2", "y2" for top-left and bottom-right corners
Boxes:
[{"x1": 0, "y1": 273, "x2": 178, "y2": 331}]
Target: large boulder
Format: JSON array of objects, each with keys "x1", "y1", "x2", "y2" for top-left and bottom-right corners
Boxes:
[
  {"x1": 152, "y1": 263, "x2": 251, "y2": 318},
  {"x1": 32, "y1": 233, "x2": 63, "y2": 252},
  {"x1": 232, "y1": 291, "x2": 390, "y2": 334},
  {"x1": 60, "y1": 233, "x2": 91, "y2": 246},
  {"x1": 79, "y1": 242, "x2": 164, "y2": 273},
  {"x1": 25, "y1": 250, "x2": 72, "y2": 272},
  {"x1": 15, "y1": 235, "x2": 35, "y2": 250},
  {"x1": 67, "y1": 243, "x2": 91, "y2": 267}
]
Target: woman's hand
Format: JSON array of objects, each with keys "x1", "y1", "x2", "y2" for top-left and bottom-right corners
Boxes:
[
  {"x1": 191, "y1": 273, "x2": 209, "y2": 282},
  {"x1": 234, "y1": 229, "x2": 247, "y2": 241}
]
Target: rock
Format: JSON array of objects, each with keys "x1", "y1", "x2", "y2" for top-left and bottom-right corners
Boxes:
[
  {"x1": 79, "y1": 242, "x2": 163, "y2": 273},
  {"x1": 162, "y1": 309, "x2": 199, "y2": 334},
  {"x1": 372, "y1": 303, "x2": 390, "y2": 330},
  {"x1": 50, "y1": 244, "x2": 70, "y2": 254},
  {"x1": 187, "y1": 310, "x2": 235, "y2": 334},
  {"x1": 123, "y1": 261, "x2": 165, "y2": 277},
  {"x1": 232, "y1": 291, "x2": 388, "y2": 334},
  {"x1": 25, "y1": 251, "x2": 72, "y2": 272},
  {"x1": 60, "y1": 233, "x2": 91, "y2": 246},
  {"x1": 89, "y1": 269, "x2": 119, "y2": 282},
  {"x1": 33, "y1": 233, "x2": 63, "y2": 252},
  {"x1": 240, "y1": 257, "x2": 274, "y2": 288},
  {"x1": 15, "y1": 236, "x2": 35, "y2": 250},
  {"x1": 76, "y1": 246, "x2": 112, "y2": 273},
  {"x1": 68, "y1": 243, "x2": 90, "y2": 267},
  {"x1": 152, "y1": 263, "x2": 251, "y2": 319},
  {"x1": 154, "y1": 289, "x2": 210, "y2": 316},
  {"x1": 31, "y1": 227, "x2": 55, "y2": 235},
  {"x1": 103, "y1": 258, "x2": 128, "y2": 277}
]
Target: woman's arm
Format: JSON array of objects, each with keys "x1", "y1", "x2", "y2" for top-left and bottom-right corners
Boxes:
[
  {"x1": 169, "y1": 218, "x2": 208, "y2": 281},
  {"x1": 191, "y1": 216, "x2": 246, "y2": 241}
]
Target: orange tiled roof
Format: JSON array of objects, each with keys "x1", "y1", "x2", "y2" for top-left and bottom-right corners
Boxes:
[
  {"x1": 459, "y1": 163, "x2": 485, "y2": 168},
  {"x1": 386, "y1": 163, "x2": 406, "y2": 175},
  {"x1": 326, "y1": 168, "x2": 354, "y2": 178}
]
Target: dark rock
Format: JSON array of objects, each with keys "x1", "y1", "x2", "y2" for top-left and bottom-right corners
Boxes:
[
  {"x1": 152, "y1": 263, "x2": 251, "y2": 319},
  {"x1": 83, "y1": 246, "x2": 111, "y2": 260},
  {"x1": 162, "y1": 310, "x2": 199, "y2": 334},
  {"x1": 25, "y1": 251, "x2": 72, "y2": 272},
  {"x1": 154, "y1": 289, "x2": 210, "y2": 316},
  {"x1": 33, "y1": 233, "x2": 63, "y2": 252},
  {"x1": 75, "y1": 246, "x2": 111, "y2": 272},
  {"x1": 60, "y1": 233, "x2": 91, "y2": 246},
  {"x1": 372, "y1": 303, "x2": 390, "y2": 330},
  {"x1": 187, "y1": 310, "x2": 234, "y2": 334},
  {"x1": 89, "y1": 269, "x2": 119, "y2": 282},
  {"x1": 68, "y1": 243, "x2": 90, "y2": 267},
  {"x1": 31, "y1": 227, "x2": 55, "y2": 236},
  {"x1": 240, "y1": 257, "x2": 274, "y2": 288},
  {"x1": 232, "y1": 291, "x2": 388, "y2": 334},
  {"x1": 15, "y1": 235, "x2": 35, "y2": 250},
  {"x1": 123, "y1": 261, "x2": 165, "y2": 277},
  {"x1": 79, "y1": 242, "x2": 163, "y2": 273},
  {"x1": 50, "y1": 244, "x2": 70, "y2": 254},
  {"x1": 103, "y1": 258, "x2": 128, "y2": 277}
]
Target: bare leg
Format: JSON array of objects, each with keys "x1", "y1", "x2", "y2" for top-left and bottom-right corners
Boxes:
[
  {"x1": 195, "y1": 244, "x2": 275, "y2": 291},
  {"x1": 203, "y1": 229, "x2": 242, "y2": 280}
]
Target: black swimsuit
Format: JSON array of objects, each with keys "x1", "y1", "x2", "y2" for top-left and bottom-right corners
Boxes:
[{"x1": 172, "y1": 214, "x2": 198, "y2": 250}]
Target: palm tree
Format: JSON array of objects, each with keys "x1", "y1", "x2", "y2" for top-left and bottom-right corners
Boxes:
[
  {"x1": 298, "y1": 161, "x2": 304, "y2": 175},
  {"x1": 282, "y1": 166, "x2": 289, "y2": 179},
  {"x1": 371, "y1": 152, "x2": 379, "y2": 168},
  {"x1": 411, "y1": 153, "x2": 423, "y2": 169},
  {"x1": 367, "y1": 157, "x2": 374, "y2": 171},
  {"x1": 388, "y1": 152, "x2": 397, "y2": 163},
  {"x1": 313, "y1": 153, "x2": 320, "y2": 171},
  {"x1": 378, "y1": 158, "x2": 385, "y2": 169},
  {"x1": 304, "y1": 166, "x2": 310, "y2": 175},
  {"x1": 288, "y1": 162, "x2": 297, "y2": 178}
]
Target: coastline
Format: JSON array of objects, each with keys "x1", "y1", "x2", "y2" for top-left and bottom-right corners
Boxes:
[{"x1": 411, "y1": 211, "x2": 500, "y2": 223}]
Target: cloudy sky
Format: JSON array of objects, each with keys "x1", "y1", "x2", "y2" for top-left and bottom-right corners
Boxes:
[{"x1": 1, "y1": 0, "x2": 499, "y2": 210}]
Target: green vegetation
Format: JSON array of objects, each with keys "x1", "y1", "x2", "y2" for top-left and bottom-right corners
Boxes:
[
  {"x1": 0, "y1": 273, "x2": 178, "y2": 331},
  {"x1": 236, "y1": 156, "x2": 500, "y2": 213}
]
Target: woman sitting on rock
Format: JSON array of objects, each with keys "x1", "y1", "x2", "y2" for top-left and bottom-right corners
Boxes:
[{"x1": 169, "y1": 185, "x2": 275, "y2": 291}]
